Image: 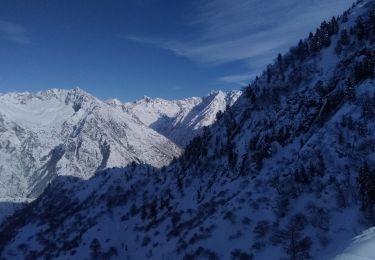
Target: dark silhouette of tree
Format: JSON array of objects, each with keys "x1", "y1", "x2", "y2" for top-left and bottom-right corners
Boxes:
[
  {"x1": 285, "y1": 215, "x2": 311, "y2": 260},
  {"x1": 90, "y1": 239, "x2": 101, "y2": 259},
  {"x1": 340, "y1": 29, "x2": 350, "y2": 45},
  {"x1": 355, "y1": 16, "x2": 367, "y2": 40},
  {"x1": 358, "y1": 162, "x2": 375, "y2": 216},
  {"x1": 344, "y1": 78, "x2": 356, "y2": 101}
]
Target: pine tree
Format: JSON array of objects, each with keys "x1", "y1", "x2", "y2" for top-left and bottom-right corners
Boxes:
[
  {"x1": 330, "y1": 16, "x2": 339, "y2": 35},
  {"x1": 362, "y1": 96, "x2": 375, "y2": 119},
  {"x1": 285, "y1": 217, "x2": 312, "y2": 260},
  {"x1": 358, "y1": 161, "x2": 375, "y2": 221},
  {"x1": 90, "y1": 239, "x2": 101, "y2": 258},
  {"x1": 363, "y1": 51, "x2": 375, "y2": 79},
  {"x1": 316, "y1": 150, "x2": 326, "y2": 176},
  {"x1": 177, "y1": 175, "x2": 183, "y2": 195},
  {"x1": 309, "y1": 30, "x2": 322, "y2": 52},
  {"x1": 342, "y1": 11, "x2": 349, "y2": 23},
  {"x1": 267, "y1": 66, "x2": 272, "y2": 83},
  {"x1": 354, "y1": 62, "x2": 365, "y2": 83},
  {"x1": 293, "y1": 40, "x2": 309, "y2": 61},
  {"x1": 335, "y1": 41, "x2": 343, "y2": 55},
  {"x1": 355, "y1": 16, "x2": 367, "y2": 40},
  {"x1": 320, "y1": 21, "x2": 331, "y2": 47},
  {"x1": 340, "y1": 29, "x2": 350, "y2": 46},
  {"x1": 344, "y1": 78, "x2": 356, "y2": 101},
  {"x1": 308, "y1": 32, "x2": 314, "y2": 40},
  {"x1": 149, "y1": 199, "x2": 158, "y2": 220},
  {"x1": 369, "y1": 9, "x2": 375, "y2": 34},
  {"x1": 277, "y1": 53, "x2": 285, "y2": 80}
]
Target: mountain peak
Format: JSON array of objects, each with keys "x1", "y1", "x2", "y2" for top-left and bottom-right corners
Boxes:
[
  {"x1": 141, "y1": 95, "x2": 153, "y2": 102},
  {"x1": 1, "y1": 1, "x2": 375, "y2": 259},
  {"x1": 123, "y1": 90, "x2": 242, "y2": 146},
  {"x1": 208, "y1": 90, "x2": 224, "y2": 96},
  {"x1": 0, "y1": 87, "x2": 183, "y2": 199},
  {"x1": 66, "y1": 87, "x2": 93, "y2": 98},
  {"x1": 105, "y1": 98, "x2": 123, "y2": 107}
]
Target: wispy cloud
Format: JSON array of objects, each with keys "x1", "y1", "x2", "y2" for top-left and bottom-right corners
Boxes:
[
  {"x1": 219, "y1": 73, "x2": 259, "y2": 86},
  {"x1": 126, "y1": 0, "x2": 355, "y2": 82},
  {"x1": 0, "y1": 20, "x2": 30, "y2": 44},
  {"x1": 127, "y1": 0, "x2": 354, "y2": 63},
  {"x1": 126, "y1": 32, "x2": 290, "y2": 65}
]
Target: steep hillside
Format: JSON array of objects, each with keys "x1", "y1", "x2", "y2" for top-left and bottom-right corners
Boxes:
[
  {"x1": 0, "y1": 88, "x2": 181, "y2": 199},
  {"x1": 108, "y1": 90, "x2": 241, "y2": 147},
  {"x1": 1, "y1": 1, "x2": 374, "y2": 259}
]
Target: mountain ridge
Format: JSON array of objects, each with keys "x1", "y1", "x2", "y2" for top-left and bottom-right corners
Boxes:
[
  {"x1": 0, "y1": 87, "x2": 240, "y2": 201},
  {"x1": 0, "y1": 87, "x2": 183, "y2": 199},
  {"x1": 1, "y1": 0, "x2": 374, "y2": 259},
  {"x1": 109, "y1": 90, "x2": 242, "y2": 147}
]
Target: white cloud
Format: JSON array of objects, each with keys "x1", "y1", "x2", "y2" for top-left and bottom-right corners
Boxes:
[
  {"x1": 0, "y1": 20, "x2": 30, "y2": 44},
  {"x1": 126, "y1": 33, "x2": 290, "y2": 65},
  {"x1": 128, "y1": 0, "x2": 354, "y2": 63},
  {"x1": 126, "y1": 0, "x2": 355, "y2": 82},
  {"x1": 219, "y1": 73, "x2": 258, "y2": 86}
]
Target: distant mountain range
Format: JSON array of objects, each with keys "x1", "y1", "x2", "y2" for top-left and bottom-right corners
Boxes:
[
  {"x1": 111, "y1": 90, "x2": 241, "y2": 146},
  {"x1": 0, "y1": 88, "x2": 239, "y2": 202},
  {"x1": 0, "y1": 0, "x2": 374, "y2": 259}
]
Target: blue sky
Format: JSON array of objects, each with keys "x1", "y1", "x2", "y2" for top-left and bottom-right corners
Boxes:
[{"x1": 0, "y1": 0, "x2": 355, "y2": 101}]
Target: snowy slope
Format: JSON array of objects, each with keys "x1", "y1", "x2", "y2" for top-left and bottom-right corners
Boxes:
[
  {"x1": 0, "y1": 88, "x2": 181, "y2": 198},
  {"x1": 1, "y1": 1, "x2": 375, "y2": 259},
  {"x1": 108, "y1": 90, "x2": 241, "y2": 147},
  {"x1": 333, "y1": 227, "x2": 375, "y2": 260}
]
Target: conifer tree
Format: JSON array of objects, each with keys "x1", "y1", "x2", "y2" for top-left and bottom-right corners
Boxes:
[
  {"x1": 358, "y1": 161, "x2": 375, "y2": 217},
  {"x1": 344, "y1": 78, "x2": 356, "y2": 101}
]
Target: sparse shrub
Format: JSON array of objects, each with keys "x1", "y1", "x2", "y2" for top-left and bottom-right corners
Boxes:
[
  {"x1": 224, "y1": 211, "x2": 237, "y2": 224},
  {"x1": 270, "y1": 229, "x2": 288, "y2": 246},
  {"x1": 253, "y1": 220, "x2": 270, "y2": 238},
  {"x1": 89, "y1": 239, "x2": 101, "y2": 259},
  {"x1": 290, "y1": 214, "x2": 308, "y2": 231},
  {"x1": 275, "y1": 197, "x2": 290, "y2": 218},
  {"x1": 251, "y1": 241, "x2": 266, "y2": 252},
  {"x1": 231, "y1": 249, "x2": 253, "y2": 260},
  {"x1": 183, "y1": 247, "x2": 219, "y2": 260},
  {"x1": 242, "y1": 217, "x2": 252, "y2": 225},
  {"x1": 318, "y1": 234, "x2": 330, "y2": 248},
  {"x1": 142, "y1": 236, "x2": 151, "y2": 247},
  {"x1": 285, "y1": 235, "x2": 312, "y2": 260}
]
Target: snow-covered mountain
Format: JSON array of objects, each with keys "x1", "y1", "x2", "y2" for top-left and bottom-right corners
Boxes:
[
  {"x1": 107, "y1": 90, "x2": 241, "y2": 147},
  {"x1": 0, "y1": 88, "x2": 239, "y2": 200},
  {"x1": 1, "y1": 0, "x2": 375, "y2": 259},
  {"x1": 0, "y1": 88, "x2": 181, "y2": 199}
]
